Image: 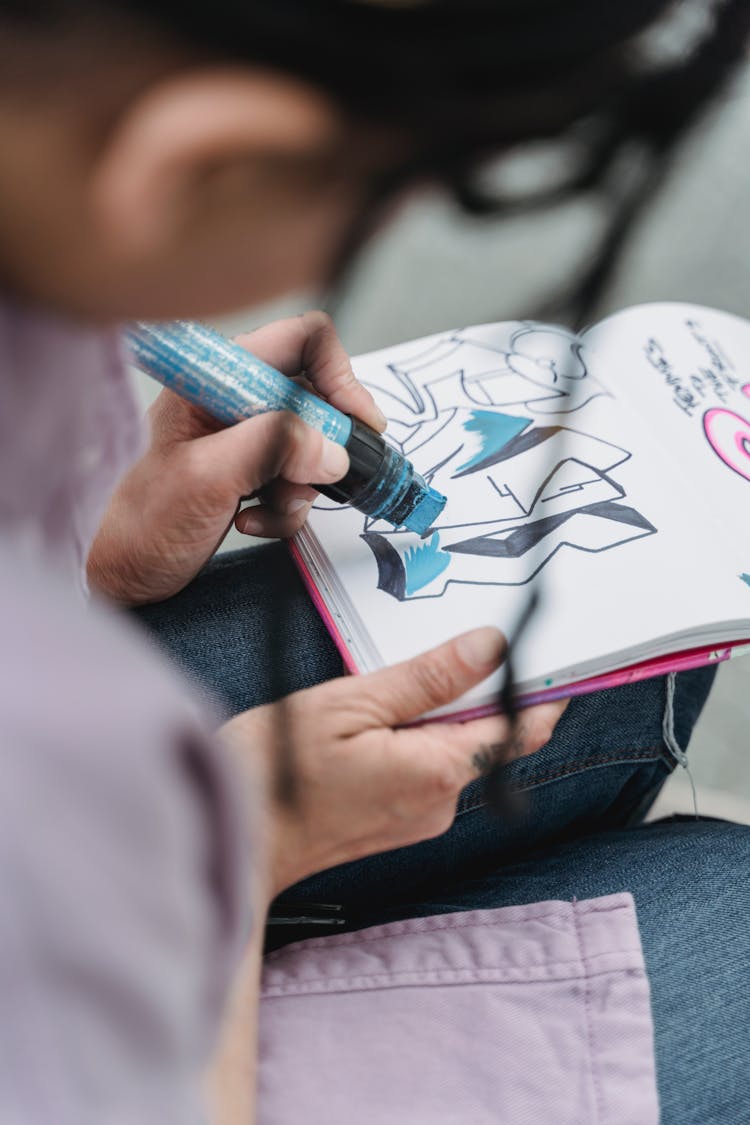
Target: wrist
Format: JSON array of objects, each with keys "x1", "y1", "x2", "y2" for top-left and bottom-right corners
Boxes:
[{"x1": 86, "y1": 531, "x2": 149, "y2": 607}]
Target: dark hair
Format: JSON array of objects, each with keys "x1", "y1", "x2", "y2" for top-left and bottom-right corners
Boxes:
[
  {"x1": 5, "y1": 2, "x2": 749, "y2": 184},
  {"x1": 4, "y1": 2, "x2": 749, "y2": 299},
  {"x1": 7, "y1": 0, "x2": 741, "y2": 324}
]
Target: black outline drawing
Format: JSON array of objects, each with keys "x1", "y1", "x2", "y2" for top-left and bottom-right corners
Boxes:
[{"x1": 314, "y1": 323, "x2": 657, "y2": 600}]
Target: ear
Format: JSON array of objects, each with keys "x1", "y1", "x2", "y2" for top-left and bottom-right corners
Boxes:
[{"x1": 88, "y1": 68, "x2": 342, "y2": 259}]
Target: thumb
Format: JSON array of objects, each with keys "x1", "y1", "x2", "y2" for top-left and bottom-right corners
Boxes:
[
  {"x1": 354, "y1": 628, "x2": 507, "y2": 728},
  {"x1": 189, "y1": 410, "x2": 349, "y2": 498}
]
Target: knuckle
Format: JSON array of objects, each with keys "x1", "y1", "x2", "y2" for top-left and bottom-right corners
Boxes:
[
  {"x1": 353, "y1": 685, "x2": 393, "y2": 727},
  {"x1": 180, "y1": 442, "x2": 222, "y2": 498},
  {"x1": 322, "y1": 675, "x2": 382, "y2": 730},
  {"x1": 427, "y1": 760, "x2": 461, "y2": 799},
  {"x1": 303, "y1": 311, "x2": 355, "y2": 387},
  {"x1": 304, "y1": 309, "x2": 333, "y2": 335},
  {"x1": 269, "y1": 410, "x2": 304, "y2": 447},
  {"x1": 331, "y1": 368, "x2": 357, "y2": 393},
  {"x1": 536, "y1": 719, "x2": 556, "y2": 749},
  {"x1": 272, "y1": 414, "x2": 321, "y2": 479},
  {"x1": 281, "y1": 509, "x2": 309, "y2": 538},
  {"x1": 411, "y1": 656, "x2": 455, "y2": 709},
  {"x1": 524, "y1": 717, "x2": 554, "y2": 754},
  {"x1": 251, "y1": 414, "x2": 290, "y2": 480}
]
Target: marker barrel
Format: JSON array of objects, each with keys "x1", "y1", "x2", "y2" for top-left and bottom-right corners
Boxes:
[
  {"x1": 127, "y1": 321, "x2": 352, "y2": 444},
  {"x1": 126, "y1": 320, "x2": 446, "y2": 535}
]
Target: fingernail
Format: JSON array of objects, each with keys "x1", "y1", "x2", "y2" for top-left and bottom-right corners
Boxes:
[
  {"x1": 239, "y1": 515, "x2": 263, "y2": 536},
  {"x1": 285, "y1": 499, "x2": 311, "y2": 517},
  {"x1": 322, "y1": 439, "x2": 349, "y2": 480},
  {"x1": 457, "y1": 627, "x2": 506, "y2": 670},
  {"x1": 374, "y1": 406, "x2": 388, "y2": 432}
]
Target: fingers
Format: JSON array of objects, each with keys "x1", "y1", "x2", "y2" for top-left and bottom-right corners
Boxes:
[
  {"x1": 189, "y1": 410, "x2": 349, "y2": 502},
  {"x1": 235, "y1": 312, "x2": 388, "y2": 433},
  {"x1": 236, "y1": 478, "x2": 319, "y2": 538},
  {"x1": 260, "y1": 477, "x2": 318, "y2": 512},
  {"x1": 236, "y1": 503, "x2": 308, "y2": 540},
  {"x1": 518, "y1": 698, "x2": 569, "y2": 755},
  {"x1": 448, "y1": 699, "x2": 567, "y2": 782},
  {"x1": 150, "y1": 313, "x2": 387, "y2": 456},
  {"x1": 387, "y1": 696, "x2": 569, "y2": 829},
  {"x1": 347, "y1": 627, "x2": 508, "y2": 729},
  {"x1": 397, "y1": 714, "x2": 510, "y2": 782}
]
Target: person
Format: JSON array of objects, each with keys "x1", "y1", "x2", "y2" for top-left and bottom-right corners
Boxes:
[{"x1": 0, "y1": 1, "x2": 747, "y2": 1122}]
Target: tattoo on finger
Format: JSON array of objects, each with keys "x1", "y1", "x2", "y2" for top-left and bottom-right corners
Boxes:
[
  {"x1": 472, "y1": 742, "x2": 505, "y2": 775},
  {"x1": 472, "y1": 725, "x2": 527, "y2": 775}
]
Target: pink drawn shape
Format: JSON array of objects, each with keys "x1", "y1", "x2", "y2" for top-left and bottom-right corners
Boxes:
[{"x1": 703, "y1": 405, "x2": 750, "y2": 483}]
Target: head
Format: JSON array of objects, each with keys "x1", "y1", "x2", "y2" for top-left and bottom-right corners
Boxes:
[{"x1": 0, "y1": 0, "x2": 747, "y2": 322}]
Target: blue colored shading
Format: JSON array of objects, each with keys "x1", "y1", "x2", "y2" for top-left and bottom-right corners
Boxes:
[
  {"x1": 404, "y1": 532, "x2": 451, "y2": 595},
  {"x1": 456, "y1": 410, "x2": 532, "y2": 473},
  {"x1": 740, "y1": 573, "x2": 750, "y2": 588}
]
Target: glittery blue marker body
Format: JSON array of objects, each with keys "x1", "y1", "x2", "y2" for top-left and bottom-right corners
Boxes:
[{"x1": 126, "y1": 321, "x2": 446, "y2": 536}]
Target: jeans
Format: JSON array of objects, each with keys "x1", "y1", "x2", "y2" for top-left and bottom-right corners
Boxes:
[
  {"x1": 342, "y1": 816, "x2": 750, "y2": 1125},
  {"x1": 134, "y1": 545, "x2": 747, "y2": 1123},
  {"x1": 134, "y1": 545, "x2": 715, "y2": 909}
]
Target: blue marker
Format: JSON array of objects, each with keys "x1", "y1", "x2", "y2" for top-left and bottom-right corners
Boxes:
[{"x1": 126, "y1": 321, "x2": 446, "y2": 535}]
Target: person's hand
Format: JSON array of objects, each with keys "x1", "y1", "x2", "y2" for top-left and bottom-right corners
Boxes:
[
  {"x1": 221, "y1": 627, "x2": 568, "y2": 899},
  {"x1": 87, "y1": 312, "x2": 387, "y2": 606}
]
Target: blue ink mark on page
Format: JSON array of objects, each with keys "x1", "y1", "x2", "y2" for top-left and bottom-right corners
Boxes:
[
  {"x1": 404, "y1": 532, "x2": 451, "y2": 595},
  {"x1": 456, "y1": 410, "x2": 531, "y2": 474},
  {"x1": 740, "y1": 573, "x2": 750, "y2": 588}
]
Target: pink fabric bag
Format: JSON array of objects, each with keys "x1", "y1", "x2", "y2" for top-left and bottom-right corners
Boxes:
[{"x1": 259, "y1": 893, "x2": 658, "y2": 1124}]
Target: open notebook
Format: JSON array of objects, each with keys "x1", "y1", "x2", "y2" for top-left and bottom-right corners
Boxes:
[{"x1": 291, "y1": 302, "x2": 750, "y2": 719}]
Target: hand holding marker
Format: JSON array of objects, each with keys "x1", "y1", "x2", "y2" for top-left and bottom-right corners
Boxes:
[{"x1": 127, "y1": 321, "x2": 446, "y2": 535}]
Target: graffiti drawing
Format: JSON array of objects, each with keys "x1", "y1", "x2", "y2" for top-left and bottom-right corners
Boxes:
[{"x1": 316, "y1": 323, "x2": 657, "y2": 600}]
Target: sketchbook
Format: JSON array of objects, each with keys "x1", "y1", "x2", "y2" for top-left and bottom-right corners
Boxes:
[{"x1": 291, "y1": 302, "x2": 750, "y2": 719}]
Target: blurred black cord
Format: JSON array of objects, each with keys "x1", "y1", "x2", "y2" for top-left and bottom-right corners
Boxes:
[{"x1": 482, "y1": 588, "x2": 541, "y2": 817}]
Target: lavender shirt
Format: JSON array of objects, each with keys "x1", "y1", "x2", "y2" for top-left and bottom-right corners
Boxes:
[{"x1": 0, "y1": 305, "x2": 249, "y2": 1122}]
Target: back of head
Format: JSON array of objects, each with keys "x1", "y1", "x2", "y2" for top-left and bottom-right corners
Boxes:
[
  {"x1": 4, "y1": 1, "x2": 749, "y2": 171},
  {"x1": 2, "y1": 0, "x2": 748, "y2": 320}
]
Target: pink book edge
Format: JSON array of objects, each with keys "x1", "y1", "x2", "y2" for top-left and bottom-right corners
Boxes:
[{"x1": 288, "y1": 539, "x2": 750, "y2": 725}]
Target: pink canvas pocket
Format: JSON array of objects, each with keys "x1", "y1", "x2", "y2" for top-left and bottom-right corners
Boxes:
[{"x1": 259, "y1": 893, "x2": 658, "y2": 1124}]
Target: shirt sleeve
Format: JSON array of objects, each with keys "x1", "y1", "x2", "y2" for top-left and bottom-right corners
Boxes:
[{"x1": 0, "y1": 553, "x2": 251, "y2": 1124}]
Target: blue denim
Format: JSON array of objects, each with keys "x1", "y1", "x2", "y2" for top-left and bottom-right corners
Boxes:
[
  {"x1": 133, "y1": 544, "x2": 345, "y2": 713},
  {"x1": 133, "y1": 546, "x2": 741, "y2": 1122},
  {"x1": 134, "y1": 545, "x2": 716, "y2": 908},
  {"x1": 339, "y1": 816, "x2": 750, "y2": 1125}
]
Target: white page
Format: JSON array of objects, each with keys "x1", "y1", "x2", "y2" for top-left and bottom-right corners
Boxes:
[
  {"x1": 297, "y1": 314, "x2": 750, "y2": 710},
  {"x1": 584, "y1": 302, "x2": 750, "y2": 566}
]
